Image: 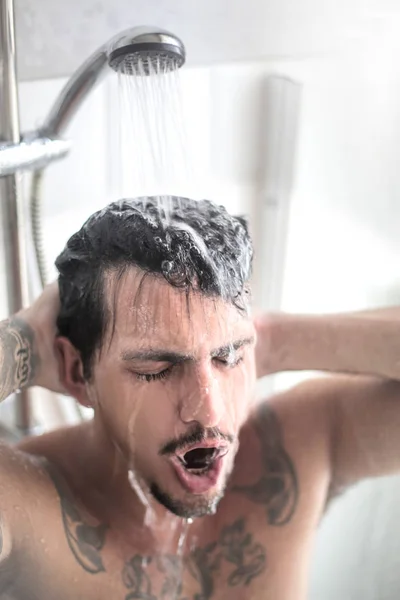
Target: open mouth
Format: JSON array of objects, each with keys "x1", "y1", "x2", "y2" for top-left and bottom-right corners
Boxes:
[
  {"x1": 170, "y1": 443, "x2": 229, "y2": 494},
  {"x1": 179, "y1": 447, "x2": 221, "y2": 474}
]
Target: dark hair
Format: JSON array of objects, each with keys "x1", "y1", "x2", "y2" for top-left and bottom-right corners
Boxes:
[{"x1": 56, "y1": 196, "x2": 253, "y2": 379}]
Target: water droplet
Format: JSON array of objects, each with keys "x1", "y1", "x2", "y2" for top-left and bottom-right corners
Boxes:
[
  {"x1": 187, "y1": 517, "x2": 193, "y2": 525},
  {"x1": 162, "y1": 260, "x2": 174, "y2": 272}
]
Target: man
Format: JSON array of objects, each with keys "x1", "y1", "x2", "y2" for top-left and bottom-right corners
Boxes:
[{"x1": 0, "y1": 195, "x2": 399, "y2": 599}]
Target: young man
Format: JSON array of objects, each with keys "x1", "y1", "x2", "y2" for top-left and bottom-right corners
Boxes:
[{"x1": 0, "y1": 195, "x2": 399, "y2": 599}]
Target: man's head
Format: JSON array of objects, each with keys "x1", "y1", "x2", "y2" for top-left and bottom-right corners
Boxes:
[{"x1": 56, "y1": 196, "x2": 256, "y2": 518}]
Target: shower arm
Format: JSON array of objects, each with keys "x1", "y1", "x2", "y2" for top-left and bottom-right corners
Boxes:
[
  {"x1": 0, "y1": 47, "x2": 109, "y2": 177},
  {"x1": 40, "y1": 48, "x2": 108, "y2": 138}
]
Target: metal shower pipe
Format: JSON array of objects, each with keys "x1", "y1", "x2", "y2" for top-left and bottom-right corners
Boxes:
[{"x1": 0, "y1": 0, "x2": 32, "y2": 434}]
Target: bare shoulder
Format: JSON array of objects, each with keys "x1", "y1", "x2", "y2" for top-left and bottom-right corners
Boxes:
[
  {"x1": 0, "y1": 435, "x2": 62, "y2": 594},
  {"x1": 16, "y1": 423, "x2": 94, "y2": 519},
  {"x1": 17, "y1": 422, "x2": 85, "y2": 462},
  {"x1": 0, "y1": 435, "x2": 58, "y2": 516}
]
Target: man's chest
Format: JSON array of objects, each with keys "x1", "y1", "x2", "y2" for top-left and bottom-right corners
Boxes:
[
  {"x1": 23, "y1": 401, "x2": 329, "y2": 599},
  {"x1": 108, "y1": 514, "x2": 269, "y2": 600},
  {"x1": 26, "y1": 507, "x2": 313, "y2": 600}
]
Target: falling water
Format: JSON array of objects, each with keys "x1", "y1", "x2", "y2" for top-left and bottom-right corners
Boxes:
[
  {"x1": 110, "y1": 53, "x2": 255, "y2": 592},
  {"x1": 112, "y1": 55, "x2": 195, "y2": 203},
  {"x1": 177, "y1": 518, "x2": 192, "y2": 556},
  {"x1": 114, "y1": 56, "x2": 204, "y2": 563},
  {"x1": 127, "y1": 467, "x2": 155, "y2": 528}
]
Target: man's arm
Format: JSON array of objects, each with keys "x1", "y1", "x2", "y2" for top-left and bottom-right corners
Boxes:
[
  {"x1": 255, "y1": 308, "x2": 400, "y2": 492},
  {"x1": 256, "y1": 308, "x2": 400, "y2": 381}
]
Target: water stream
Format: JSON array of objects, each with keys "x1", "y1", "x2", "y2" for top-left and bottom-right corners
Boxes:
[
  {"x1": 113, "y1": 56, "x2": 194, "y2": 203},
  {"x1": 111, "y1": 54, "x2": 252, "y2": 595}
]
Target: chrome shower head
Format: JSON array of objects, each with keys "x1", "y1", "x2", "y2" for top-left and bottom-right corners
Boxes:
[
  {"x1": 41, "y1": 26, "x2": 186, "y2": 137},
  {"x1": 108, "y1": 26, "x2": 186, "y2": 75}
]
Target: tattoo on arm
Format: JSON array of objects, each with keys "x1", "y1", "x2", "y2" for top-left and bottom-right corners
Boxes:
[
  {"x1": 46, "y1": 462, "x2": 108, "y2": 574},
  {"x1": 0, "y1": 317, "x2": 38, "y2": 401},
  {"x1": 234, "y1": 404, "x2": 299, "y2": 525},
  {"x1": 122, "y1": 518, "x2": 266, "y2": 600}
]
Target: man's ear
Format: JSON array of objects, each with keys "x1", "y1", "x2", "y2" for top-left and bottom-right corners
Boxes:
[{"x1": 55, "y1": 337, "x2": 93, "y2": 408}]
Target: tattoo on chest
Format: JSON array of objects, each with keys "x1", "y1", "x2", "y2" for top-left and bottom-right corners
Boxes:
[
  {"x1": 47, "y1": 464, "x2": 108, "y2": 574},
  {"x1": 47, "y1": 403, "x2": 296, "y2": 597},
  {"x1": 233, "y1": 404, "x2": 299, "y2": 525},
  {"x1": 49, "y1": 461, "x2": 266, "y2": 599},
  {"x1": 122, "y1": 518, "x2": 266, "y2": 600},
  {"x1": 0, "y1": 317, "x2": 38, "y2": 401}
]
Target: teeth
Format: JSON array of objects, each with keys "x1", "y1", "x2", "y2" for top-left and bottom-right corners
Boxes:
[
  {"x1": 184, "y1": 464, "x2": 212, "y2": 475},
  {"x1": 179, "y1": 457, "x2": 210, "y2": 473}
]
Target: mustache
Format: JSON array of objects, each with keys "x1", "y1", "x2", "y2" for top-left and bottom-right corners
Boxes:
[{"x1": 160, "y1": 424, "x2": 234, "y2": 456}]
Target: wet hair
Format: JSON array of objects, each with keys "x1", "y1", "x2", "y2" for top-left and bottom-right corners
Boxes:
[{"x1": 56, "y1": 196, "x2": 253, "y2": 379}]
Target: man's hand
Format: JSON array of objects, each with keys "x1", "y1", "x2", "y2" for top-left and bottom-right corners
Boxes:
[{"x1": 19, "y1": 283, "x2": 65, "y2": 394}]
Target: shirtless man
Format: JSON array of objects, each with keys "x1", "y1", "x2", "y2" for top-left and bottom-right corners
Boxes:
[{"x1": 0, "y1": 195, "x2": 399, "y2": 599}]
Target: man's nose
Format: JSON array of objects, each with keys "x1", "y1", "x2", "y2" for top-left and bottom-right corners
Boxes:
[{"x1": 179, "y1": 365, "x2": 225, "y2": 428}]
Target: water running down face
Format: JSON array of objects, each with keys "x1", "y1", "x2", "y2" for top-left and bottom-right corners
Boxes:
[{"x1": 92, "y1": 270, "x2": 256, "y2": 518}]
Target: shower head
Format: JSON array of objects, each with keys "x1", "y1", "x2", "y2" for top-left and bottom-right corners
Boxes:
[
  {"x1": 41, "y1": 26, "x2": 186, "y2": 137},
  {"x1": 108, "y1": 26, "x2": 186, "y2": 75}
]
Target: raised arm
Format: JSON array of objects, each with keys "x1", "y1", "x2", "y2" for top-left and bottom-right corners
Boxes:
[
  {"x1": 255, "y1": 307, "x2": 400, "y2": 381},
  {"x1": 255, "y1": 307, "x2": 400, "y2": 494}
]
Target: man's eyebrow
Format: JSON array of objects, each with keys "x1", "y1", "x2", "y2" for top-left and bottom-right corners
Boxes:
[
  {"x1": 121, "y1": 337, "x2": 255, "y2": 363},
  {"x1": 121, "y1": 350, "x2": 193, "y2": 363},
  {"x1": 212, "y1": 336, "x2": 255, "y2": 357}
]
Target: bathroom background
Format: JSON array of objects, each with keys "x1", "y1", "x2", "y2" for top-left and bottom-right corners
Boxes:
[{"x1": 2, "y1": 1, "x2": 400, "y2": 598}]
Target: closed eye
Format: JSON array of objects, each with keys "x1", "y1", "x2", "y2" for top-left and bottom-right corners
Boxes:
[
  {"x1": 214, "y1": 355, "x2": 244, "y2": 368},
  {"x1": 133, "y1": 366, "x2": 174, "y2": 383}
]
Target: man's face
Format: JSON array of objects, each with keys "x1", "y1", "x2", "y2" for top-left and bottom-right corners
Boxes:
[{"x1": 89, "y1": 269, "x2": 256, "y2": 518}]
